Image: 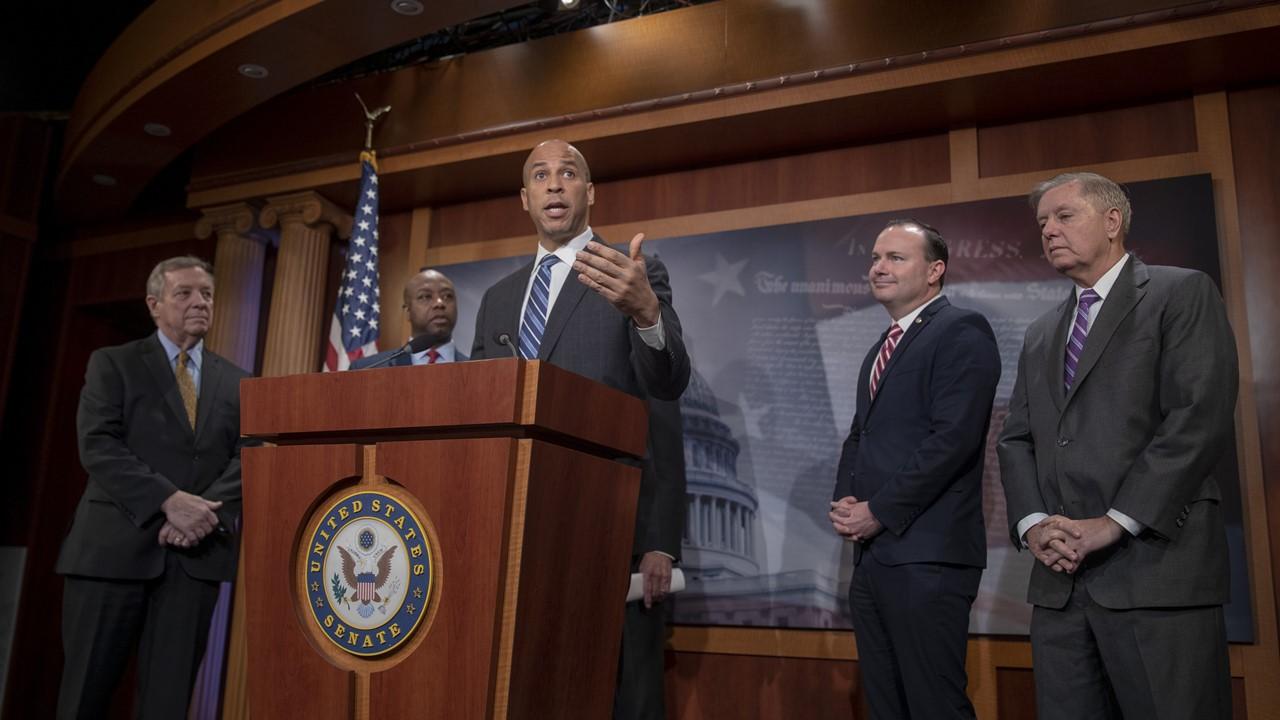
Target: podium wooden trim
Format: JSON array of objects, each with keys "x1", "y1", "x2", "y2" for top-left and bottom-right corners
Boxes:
[{"x1": 239, "y1": 359, "x2": 647, "y2": 719}]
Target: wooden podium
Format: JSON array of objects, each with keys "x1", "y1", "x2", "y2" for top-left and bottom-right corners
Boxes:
[{"x1": 238, "y1": 358, "x2": 648, "y2": 719}]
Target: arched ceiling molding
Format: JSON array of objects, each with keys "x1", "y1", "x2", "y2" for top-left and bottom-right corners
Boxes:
[
  {"x1": 57, "y1": 0, "x2": 527, "y2": 223},
  {"x1": 184, "y1": 1, "x2": 1280, "y2": 216}
]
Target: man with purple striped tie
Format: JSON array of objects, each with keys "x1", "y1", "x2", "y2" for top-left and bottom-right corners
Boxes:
[
  {"x1": 999, "y1": 172, "x2": 1238, "y2": 719},
  {"x1": 469, "y1": 140, "x2": 689, "y2": 720}
]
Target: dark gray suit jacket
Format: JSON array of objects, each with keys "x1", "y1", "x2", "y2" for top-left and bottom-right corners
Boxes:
[
  {"x1": 998, "y1": 258, "x2": 1238, "y2": 610},
  {"x1": 57, "y1": 334, "x2": 252, "y2": 583},
  {"x1": 470, "y1": 239, "x2": 690, "y2": 557}
]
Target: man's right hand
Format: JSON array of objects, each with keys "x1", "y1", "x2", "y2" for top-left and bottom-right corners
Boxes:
[
  {"x1": 160, "y1": 490, "x2": 222, "y2": 545},
  {"x1": 829, "y1": 496, "x2": 859, "y2": 539}
]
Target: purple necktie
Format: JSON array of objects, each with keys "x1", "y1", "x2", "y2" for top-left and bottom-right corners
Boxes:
[{"x1": 1064, "y1": 289, "x2": 1101, "y2": 393}]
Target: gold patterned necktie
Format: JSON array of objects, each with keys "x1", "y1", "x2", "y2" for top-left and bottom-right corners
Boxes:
[{"x1": 176, "y1": 350, "x2": 197, "y2": 429}]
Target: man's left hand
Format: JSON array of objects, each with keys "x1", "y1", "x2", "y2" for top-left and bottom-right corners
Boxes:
[
  {"x1": 1045, "y1": 515, "x2": 1125, "y2": 572},
  {"x1": 575, "y1": 233, "x2": 661, "y2": 327},
  {"x1": 638, "y1": 551, "x2": 673, "y2": 609},
  {"x1": 158, "y1": 520, "x2": 192, "y2": 548}
]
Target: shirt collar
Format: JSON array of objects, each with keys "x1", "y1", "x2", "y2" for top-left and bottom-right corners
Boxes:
[
  {"x1": 891, "y1": 293, "x2": 944, "y2": 332},
  {"x1": 1078, "y1": 253, "x2": 1130, "y2": 301},
  {"x1": 156, "y1": 330, "x2": 203, "y2": 370},
  {"x1": 410, "y1": 340, "x2": 455, "y2": 364},
  {"x1": 534, "y1": 226, "x2": 593, "y2": 268}
]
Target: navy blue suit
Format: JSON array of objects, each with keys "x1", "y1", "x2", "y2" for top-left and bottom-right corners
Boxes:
[{"x1": 834, "y1": 297, "x2": 1000, "y2": 719}]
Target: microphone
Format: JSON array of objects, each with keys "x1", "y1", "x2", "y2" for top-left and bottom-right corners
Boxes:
[
  {"x1": 362, "y1": 334, "x2": 436, "y2": 369},
  {"x1": 495, "y1": 332, "x2": 520, "y2": 359}
]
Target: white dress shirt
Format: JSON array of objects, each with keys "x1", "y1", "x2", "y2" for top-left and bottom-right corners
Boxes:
[
  {"x1": 409, "y1": 340, "x2": 457, "y2": 365},
  {"x1": 518, "y1": 226, "x2": 665, "y2": 350}
]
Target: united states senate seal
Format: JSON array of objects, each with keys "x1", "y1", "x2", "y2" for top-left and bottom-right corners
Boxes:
[{"x1": 302, "y1": 489, "x2": 433, "y2": 657}]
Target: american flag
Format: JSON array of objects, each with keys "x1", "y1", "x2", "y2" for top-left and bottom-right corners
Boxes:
[{"x1": 323, "y1": 150, "x2": 381, "y2": 371}]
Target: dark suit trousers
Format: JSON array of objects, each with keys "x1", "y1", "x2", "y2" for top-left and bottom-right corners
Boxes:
[
  {"x1": 850, "y1": 551, "x2": 981, "y2": 720},
  {"x1": 1030, "y1": 582, "x2": 1231, "y2": 720},
  {"x1": 58, "y1": 553, "x2": 220, "y2": 720},
  {"x1": 614, "y1": 575, "x2": 669, "y2": 719}
]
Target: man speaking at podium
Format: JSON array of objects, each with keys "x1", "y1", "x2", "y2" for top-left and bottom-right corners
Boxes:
[{"x1": 470, "y1": 139, "x2": 690, "y2": 719}]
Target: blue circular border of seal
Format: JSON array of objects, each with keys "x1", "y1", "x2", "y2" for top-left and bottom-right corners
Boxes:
[{"x1": 302, "y1": 489, "x2": 434, "y2": 657}]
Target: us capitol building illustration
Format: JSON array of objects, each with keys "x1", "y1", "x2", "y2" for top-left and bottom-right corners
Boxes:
[{"x1": 671, "y1": 369, "x2": 846, "y2": 629}]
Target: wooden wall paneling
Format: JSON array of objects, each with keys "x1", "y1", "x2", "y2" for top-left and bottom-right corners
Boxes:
[
  {"x1": 374, "y1": 210, "x2": 411, "y2": 352},
  {"x1": 0, "y1": 253, "x2": 75, "y2": 712},
  {"x1": 995, "y1": 667, "x2": 1037, "y2": 720},
  {"x1": 1194, "y1": 90, "x2": 1280, "y2": 720},
  {"x1": 0, "y1": 235, "x2": 33, "y2": 418},
  {"x1": 665, "y1": 651, "x2": 860, "y2": 720},
  {"x1": 60, "y1": 219, "x2": 201, "y2": 259},
  {"x1": 1, "y1": 238, "x2": 213, "y2": 718},
  {"x1": 1228, "y1": 84, "x2": 1280, "y2": 720},
  {"x1": 977, "y1": 98, "x2": 1199, "y2": 178},
  {"x1": 949, "y1": 127, "x2": 979, "y2": 202},
  {"x1": 0, "y1": 116, "x2": 52, "y2": 441},
  {"x1": 427, "y1": 134, "x2": 951, "y2": 253}
]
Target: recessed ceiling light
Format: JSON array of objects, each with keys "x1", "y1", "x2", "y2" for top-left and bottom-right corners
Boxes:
[
  {"x1": 390, "y1": 0, "x2": 424, "y2": 15},
  {"x1": 238, "y1": 63, "x2": 269, "y2": 79},
  {"x1": 92, "y1": 174, "x2": 118, "y2": 187},
  {"x1": 143, "y1": 123, "x2": 171, "y2": 137}
]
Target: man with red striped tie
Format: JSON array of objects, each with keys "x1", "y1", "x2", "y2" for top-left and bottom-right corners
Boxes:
[{"x1": 829, "y1": 219, "x2": 1001, "y2": 720}]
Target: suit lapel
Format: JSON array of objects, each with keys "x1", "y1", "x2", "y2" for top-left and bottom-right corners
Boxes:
[
  {"x1": 536, "y1": 234, "x2": 603, "y2": 360},
  {"x1": 195, "y1": 352, "x2": 224, "y2": 443},
  {"x1": 1045, "y1": 295, "x2": 1075, "y2": 413},
  {"x1": 865, "y1": 297, "x2": 948, "y2": 416},
  {"x1": 1065, "y1": 258, "x2": 1147, "y2": 405},
  {"x1": 501, "y1": 260, "x2": 535, "y2": 341},
  {"x1": 538, "y1": 269, "x2": 588, "y2": 360},
  {"x1": 140, "y1": 335, "x2": 194, "y2": 438},
  {"x1": 855, "y1": 328, "x2": 885, "y2": 421}
]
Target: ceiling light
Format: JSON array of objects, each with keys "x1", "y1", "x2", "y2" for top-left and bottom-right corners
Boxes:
[
  {"x1": 92, "y1": 174, "x2": 118, "y2": 187},
  {"x1": 238, "y1": 63, "x2": 269, "y2": 79},
  {"x1": 391, "y1": 0, "x2": 424, "y2": 15},
  {"x1": 143, "y1": 123, "x2": 171, "y2": 137},
  {"x1": 561, "y1": 0, "x2": 580, "y2": 7}
]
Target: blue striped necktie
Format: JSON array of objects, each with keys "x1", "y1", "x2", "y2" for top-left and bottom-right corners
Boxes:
[
  {"x1": 1064, "y1": 288, "x2": 1101, "y2": 392},
  {"x1": 519, "y1": 254, "x2": 561, "y2": 359}
]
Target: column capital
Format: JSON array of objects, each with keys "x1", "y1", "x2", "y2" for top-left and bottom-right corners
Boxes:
[
  {"x1": 195, "y1": 202, "x2": 270, "y2": 242},
  {"x1": 260, "y1": 191, "x2": 352, "y2": 238}
]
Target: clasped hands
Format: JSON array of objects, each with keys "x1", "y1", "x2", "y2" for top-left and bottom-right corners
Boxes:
[
  {"x1": 157, "y1": 490, "x2": 223, "y2": 549},
  {"x1": 1026, "y1": 515, "x2": 1124, "y2": 573},
  {"x1": 829, "y1": 496, "x2": 883, "y2": 542},
  {"x1": 573, "y1": 233, "x2": 661, "y2": 327}
]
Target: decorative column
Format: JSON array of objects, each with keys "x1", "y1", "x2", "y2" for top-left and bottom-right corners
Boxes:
[
  {"x1": 195, "y1": 202, "x2": 269, "y2": 372},
  {"x1": 258, "y1": 191, "x2": 351, "y2": 377}
]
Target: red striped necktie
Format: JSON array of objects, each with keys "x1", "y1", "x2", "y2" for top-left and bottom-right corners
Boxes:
[{"x1": 869, "y1": 323, "x2": 904, "y2": 400}]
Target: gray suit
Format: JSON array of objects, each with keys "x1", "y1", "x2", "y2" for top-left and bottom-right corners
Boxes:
[
  {"x1": 998, "y1": 257, "x2": 1237, "y2": 718},
  {"x1": 471, "y1": 239, "x2": 690, "y2": 720}
]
